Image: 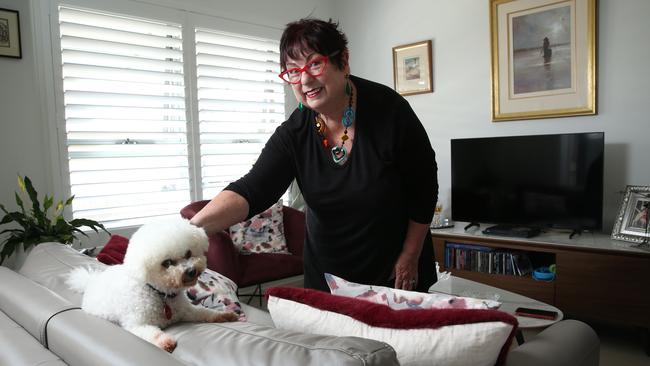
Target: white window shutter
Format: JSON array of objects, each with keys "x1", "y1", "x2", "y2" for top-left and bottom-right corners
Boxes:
[
  {"x1": 58, "y1": 7, "x2": 190, "y2": 228},
  {"x1": 195, "y1": 29, "x2": 285, "y2": 199}
]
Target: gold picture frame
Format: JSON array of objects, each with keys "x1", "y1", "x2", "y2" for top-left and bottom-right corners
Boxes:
[
  {"x1": 490, "y1": 0, "x2": 596, "y2": 121},
  {"x1": 392, "y1": 40, "x2": 432, "y2": 96},
  {"x1": 611, "y1": 185, "x2": 650, "y2": 245},
  {"x1": 0, "y1": 8, "x2": 21, "y2": 59}
]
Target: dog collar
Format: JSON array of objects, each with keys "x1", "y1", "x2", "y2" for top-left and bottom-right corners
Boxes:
[
  {"x1": 146, "y1": 283, "x2": 179, "y2": 299},
  {"x1": 146, "y1": 283, "x2": 178, "y2": 320}
]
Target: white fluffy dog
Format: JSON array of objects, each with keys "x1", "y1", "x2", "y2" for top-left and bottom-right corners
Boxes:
[{"x1": 67, "y1": 217, "x2": 238, "y2": 352}]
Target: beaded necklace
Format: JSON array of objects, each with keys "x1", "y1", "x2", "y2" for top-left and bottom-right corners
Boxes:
[{"x1": 314, "y1": 78, "x2": 355, "y2": 165}]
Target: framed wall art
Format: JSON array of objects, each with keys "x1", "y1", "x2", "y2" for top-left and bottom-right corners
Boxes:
[
  {"x1": 490, "y1": 0, "x2": 596, "y2": 121},
  {"x1": 0, "y1": 8, "x2": 21, "y2": 59},
  {"x1": 392, "y1": 40, "x2": 432, "y2": 96},
  {"x1": 611, "y1": 185, "x2": 650, "y2": 245}
]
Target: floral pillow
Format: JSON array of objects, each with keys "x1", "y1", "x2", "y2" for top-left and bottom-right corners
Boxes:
[
  {"x1": 229, "y1": 199, "x2": 289, "y2": 255},
  {"x1": 325, "y1": 273, "x2": 501, "y2": 310},
  {"x1": 186, "y1": 268, "x2": 246, "y2": 321}
]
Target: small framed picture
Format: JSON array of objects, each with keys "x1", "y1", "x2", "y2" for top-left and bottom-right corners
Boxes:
[
  {"x1": 392, "y1": 40, "x2": 432, "y2": 96},
  {"x1": 611, "y1": 185, "x2": 650, "y2": 244},
  {"x1": 0, "y1": 8, "x2": 21, "y2": 59}
]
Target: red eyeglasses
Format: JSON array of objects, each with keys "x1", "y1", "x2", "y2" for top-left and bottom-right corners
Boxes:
[
  {"x1": 278, "y1": 50, "x2": 340, "y2": 84},
  {"x1": 279, "y1": 55, "x2": 331, "y2": 84}
]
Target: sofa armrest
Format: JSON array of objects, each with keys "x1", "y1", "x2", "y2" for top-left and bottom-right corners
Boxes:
[
  {"x1": 47, "y1": 309, "x2": 185, "y2": 366},
  {"x1": 0, "y1": 311, "x2": 67, "y2": 366},
  {"x1": 506, "y1": 320, "x2": 599, "y2": 366},
  {"x1": 0, "y1": 266, "x2": 77, "y2": 345},
  {"x1": 282, "y1": 206, "x2": 305, "y2": 257},
  {"x1": 180, "y1": 200, "x2": 209, "y2": 220}
]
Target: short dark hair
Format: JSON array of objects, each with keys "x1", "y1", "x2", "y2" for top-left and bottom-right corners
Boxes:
[{"x1": 280, "y1": 18, "x2": 348, "y2": 70}]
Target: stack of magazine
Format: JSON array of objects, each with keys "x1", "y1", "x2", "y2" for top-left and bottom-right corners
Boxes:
[{"x1": 444, "y1": 243, "x2": 534, "y2": 277}]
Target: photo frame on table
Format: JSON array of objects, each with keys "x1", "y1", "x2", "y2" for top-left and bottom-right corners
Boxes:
[
  {"x1": 392, "y1": 40, "x2": 432, "y2": 96},
  {"x1": 0, "y1": 8, "x2": 21, "y2": 59},
  {"x1": 489, "y1": 0, "x2": 596, "y2": 121},
  {"x1": 611, "y1": 185, "x2": 650, "y2": 245}
]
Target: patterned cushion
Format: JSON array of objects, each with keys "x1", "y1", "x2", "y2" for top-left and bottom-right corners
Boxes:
[
  {"x1": 186, "y1": 268, "x2": 246, "y2": 321},
  {"x1": 267, "y1": 287, "x2": 517, "y2": 366},
  {"x1": 325, "y1": 273, "x2": 501, "y2": 310},
  {"x1": 229, "y1": 199, "x2": 289, "y2": 255}
]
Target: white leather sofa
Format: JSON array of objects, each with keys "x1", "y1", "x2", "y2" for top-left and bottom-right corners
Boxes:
[{"x1": 1, "y1": 243, "x2": 600, "y2": 366}]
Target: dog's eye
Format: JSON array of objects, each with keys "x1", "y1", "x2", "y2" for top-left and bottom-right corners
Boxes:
[
  {"x1": 184, "y1": 250, "x2": 192, "y2": 259},
  {"x1": 161, "y1": 259, "x2": 174, "y2": 268}
]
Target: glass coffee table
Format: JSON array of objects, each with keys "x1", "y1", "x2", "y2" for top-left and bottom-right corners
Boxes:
[{"x1": 429, "y1": 275, "x2": 563, "y2": 344}]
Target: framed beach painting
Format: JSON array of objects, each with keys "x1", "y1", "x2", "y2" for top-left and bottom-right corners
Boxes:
[
  {"x1": 392, "y1": 40, "x2": 432, "y2": 96},
  {"x1": 490, "y1": 0, "x2": 596, "y2": 121}
]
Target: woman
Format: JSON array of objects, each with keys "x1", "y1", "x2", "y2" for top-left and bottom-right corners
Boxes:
[{"x1": 190, "y1": 18, "x2": 438, "y2": 292}]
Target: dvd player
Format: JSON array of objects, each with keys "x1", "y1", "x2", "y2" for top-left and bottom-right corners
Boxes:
[{"x1": 482, "y1": 224, "x2": 540, "y2": 238}]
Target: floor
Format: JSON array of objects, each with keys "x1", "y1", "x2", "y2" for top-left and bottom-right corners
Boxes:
[
  {"x1": 242, "y1": 278, "x2": 649, "y2": 365},
  {"x1": 582, "y1": 322, "x2": 648, "y2": 365}
]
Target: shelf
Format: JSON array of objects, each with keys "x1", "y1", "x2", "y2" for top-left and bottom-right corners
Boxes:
[{"x1": 446, "y1": 269, "x2": 555, "y2": 305}]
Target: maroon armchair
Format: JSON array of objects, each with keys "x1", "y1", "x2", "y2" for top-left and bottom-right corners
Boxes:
[{"x1": 181, "y1": 200, "x2": 305, "y2": 304}]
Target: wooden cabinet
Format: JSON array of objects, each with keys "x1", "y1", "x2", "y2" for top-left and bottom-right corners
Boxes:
[
  {"x1": 431, "y1": 228, "x2": 650, "y2": 328},
  {"x1": 555, "y1": 250, "x2": 650, "y2": 327}
]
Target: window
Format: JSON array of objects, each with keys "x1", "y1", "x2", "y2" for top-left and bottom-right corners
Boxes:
[
  {"x1": 56, "y1": 6, "x2": 285, "y2": 229},
  {"x1": 194, "y1": 29, "x2": 285, "y2": 199}
]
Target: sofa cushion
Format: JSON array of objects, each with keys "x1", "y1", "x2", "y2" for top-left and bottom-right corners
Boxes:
[
  {"x1": 326, "y1": 273, "x2": 501, "y2": 310},
  {"x1": 96, "y1": 234, "x2": 129, "y2": 265},
  {"x1": 229, "y1": 199, "x2": 290, "y2": 255},
  {"x1": 267, "y1": 287, "x2": 518, "y2": 366},
  {"x1": 166, "y1": 319, "x2": 399, "y2": 366},
  {"x1": 19, "y1": 243, "x2": 106, "y2": 306},
  {"x1": 187, "y1": 268, "x2": 246, "y2": 320}
]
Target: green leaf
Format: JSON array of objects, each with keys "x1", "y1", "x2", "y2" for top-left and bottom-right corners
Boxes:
[
  {"x1": 0, "y1": 203, "x2": 8, "y2": 214},
  {"x1": 0, "y1": 213, "x2": 15, "y2": 225},
  {"x1": 70, "y1": 218, "x2": 111, "y2": 235},
  {"x1": 0, "y1": 237, "x2": 22, "y2": 265},
  {"x1": 0, "y1": 228, "x2": 24, "y2": 235},
  {"x1": 44, "y1": 195, "x2": 54, "y2": 212},
  {"x1": 23, "y1": 176, "x2": 47, "y2": 228},
  {"x1": 64, "y1": 195, "x2": 75, "y2": 206},
  {"x1": 15, "y1": 192, "x2": 25, "y2": 213}
]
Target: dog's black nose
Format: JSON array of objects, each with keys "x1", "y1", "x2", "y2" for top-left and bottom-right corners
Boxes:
[{"x1": 185, "y1": 268, "x2": 197, "y2": 278}]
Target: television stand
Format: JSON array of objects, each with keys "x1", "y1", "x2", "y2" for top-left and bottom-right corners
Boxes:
[
  {"x1": 482, "y1": 224, "x2": 541, "y2": 238},
  {"x1": 430, "y1": 227, "x2": 650, "y2": 332},
  {"x1": 464, "y1": 222, "x2": 480, "y2": 231}
]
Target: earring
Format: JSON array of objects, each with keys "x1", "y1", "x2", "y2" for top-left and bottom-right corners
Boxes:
[{"x1": 298, "y1": 101, "x2": 303, "y2": 110}]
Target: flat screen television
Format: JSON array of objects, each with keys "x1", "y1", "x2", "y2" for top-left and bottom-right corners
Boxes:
[{"x1": 451, "y1": 132, "x2": 604, "y2": 233}]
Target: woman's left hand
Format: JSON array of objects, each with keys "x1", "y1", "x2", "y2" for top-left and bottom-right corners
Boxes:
[{"x1": 392, "y1": 252, "x2": 419, "y2": 291}]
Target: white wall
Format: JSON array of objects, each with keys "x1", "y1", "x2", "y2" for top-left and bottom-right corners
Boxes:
[
  {"x1": 0, "y1": 0, "x2": 50, "y2": 216},
  {"x1": 335, "y1": 0, "x2": 650, "y2": 230}
]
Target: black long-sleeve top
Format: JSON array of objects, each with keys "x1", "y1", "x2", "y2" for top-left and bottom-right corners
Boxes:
[{"x1": 226, "y1": 75, "x2": 438, "y2": 292}]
